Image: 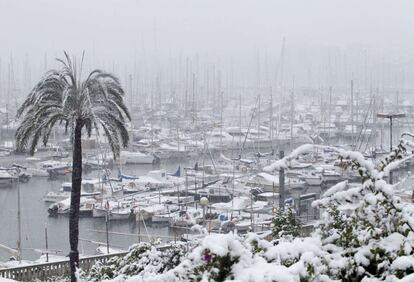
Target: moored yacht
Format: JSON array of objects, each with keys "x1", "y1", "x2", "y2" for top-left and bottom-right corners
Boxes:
[
  {"x1": 38, "y1": 160, "x2": 71, "y2": 178},
  {"x1": 0, "y1": 169, "x2": 18, "y2": 186},
  {"x1": 120, "y1": 150, "x2": 155, "y2": 164}
]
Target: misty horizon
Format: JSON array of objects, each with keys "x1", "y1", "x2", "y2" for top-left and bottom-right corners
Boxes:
[{"x1": 0, "y1": 0, "x2": 414, "y2": 96}]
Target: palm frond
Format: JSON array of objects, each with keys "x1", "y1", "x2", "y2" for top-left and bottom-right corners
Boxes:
[{"x1": 16, "y1": 52, "x2": 130, "y2": 157}]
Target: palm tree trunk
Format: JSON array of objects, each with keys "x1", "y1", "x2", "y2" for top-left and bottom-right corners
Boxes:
[{"x1": 69, "y1": 119, "x2": 83, "y2": 282}]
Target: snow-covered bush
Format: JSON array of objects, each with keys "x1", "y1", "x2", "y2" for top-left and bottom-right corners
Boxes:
[
  {"x1": 272, "y1": 207, "x2": 302, "y2": 240},
  {"x1": 89, "y1": 138, "x2": 414, "y2": 281},
  {"x1": 311, "y1": 141, "x2": 414, "y2": 280},
  {"x1": 83, "y1": 241, "x2": 187, "y2": 281},
  {"x1": 155, "y1": 232, "x2": 322, "y2": 282},
  {"x1": 263, "y1": 140, "x2": 414, "y2": 280}
]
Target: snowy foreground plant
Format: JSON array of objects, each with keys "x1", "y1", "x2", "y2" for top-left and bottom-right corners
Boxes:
[
  {"x1": 82, "y1": 138, "x2": 414, "y2": 281},
  {"x1": 272, "y1": 208, "x2": 302, "y2": 240},
  {"x1": 310, "y1": 141, "x2": 414, "y2": 280},
  {"x1": 79, "y1": 241, "x2": 187, "y2": 281},
  {"x1": 84, "y1": 233, "x2": 324, "y2": 282}
]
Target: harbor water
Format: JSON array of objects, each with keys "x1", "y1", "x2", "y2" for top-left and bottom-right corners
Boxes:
[{"x1": 0, "y1": 161, "x2": 191, "y2": 262}]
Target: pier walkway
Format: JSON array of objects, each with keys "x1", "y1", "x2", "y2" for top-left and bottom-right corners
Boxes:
[{"x1": 0, "y1": 251, "x2": 128, "y2": 281}]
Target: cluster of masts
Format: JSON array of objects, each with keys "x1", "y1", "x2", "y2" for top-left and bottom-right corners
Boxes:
[{"x1": 0, "y1": 46, "x2": 413, "y2": 266}]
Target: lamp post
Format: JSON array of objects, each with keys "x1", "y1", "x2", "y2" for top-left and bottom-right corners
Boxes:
[
  {"x1": 9, "y1": 165, "x2": 23, "y2": 263},
  {"x1": 200, "y1": 197, "x2": 209, "y2": 227},
  {"x1": 377, "y1": 113, "x2": 406, "y2": 185},
  {"x1": 377, "y1": 113, "x2": 406, "y2": 152},
  {"x1": 16, "y1": 167, "x2": 21, "y2": 263}
]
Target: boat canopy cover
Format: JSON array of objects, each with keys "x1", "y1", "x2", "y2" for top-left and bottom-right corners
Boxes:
[
  {"x1": 168, "y1": 166, "x2": 181, "y2": 177},
  {"x1": 117, "y1": 169, "x2": 139, "y2": 180}
]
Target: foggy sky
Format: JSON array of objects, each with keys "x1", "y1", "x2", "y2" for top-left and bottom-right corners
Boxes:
[
  {"x1": 1, "y1": 0, "x2": 414, "y2": 91},
  {"x1": 1, "y1": 0, "x2": 413, "y2": 57}
]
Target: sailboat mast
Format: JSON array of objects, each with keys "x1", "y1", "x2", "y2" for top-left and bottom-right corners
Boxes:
[
  {"x1": 239, "y1": 92, "x2": 242, "y2": 146},
  {"x1": 220, "y1": 90, "x2": 224, "y2": 151},
  {"x1": 269, "y1": 87, "x2": 273, "y2": 145},
  {"x1": 17, "y1": 169, "x2": 22, "y2": 262},
  {"x1": 328, "y1": 86, "x2": 332, "y2": 143},
  {"x1": 257, "y1": 94, "x2": 260, "y2": 154},
  {"x1": 231, "y1": 160, "x2": 235, "y2": 218},
  {"x1": 129, "y1": 74, "x2": 133, "y2": 108},
  {"x1": 192, "y1": 73, "x2": 196, "y2": 124},
  {"x1": 372, "y1": 86, "x2": 377, "y2": 151},
  {"x1": 0, "y1": 57, "x2": 2, "y2": 103},
  {"x1": 6, "y1": 59, "x2": 11, "y2": 133},
  {"x1": 185, "y1": 57, "x2": 189, "y2": 118},
  {"x1": 350, "y1": 79, "x2": 354, "y2": 147},
  {"x1": 45, "y1": 226, "x2": 49, "y2": 262},
  {"x1": 290, "y1": 76, "x2": 295, "y2": 151}
]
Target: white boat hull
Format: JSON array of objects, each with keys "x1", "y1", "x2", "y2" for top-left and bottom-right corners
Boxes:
[
  {"x1": 0, "y1": 178, "x2": 15, "y2": 185},
  {"x1": 43, "y1": 193, "x2": 70, "y2": 203},
  {"x1": 26, "y1": 168, "x2": 49, "y2": 177},
  {"x1": 93, "y1": 207, "x2": 109, "y2": 218},
  {"x1": 235, "y1": 222, "x2": 251, "y2": 232},
  {"x1": 96, "y1": 246, "x2": 123, "y2": 255},
  {"x1": 152, "y1": 214, "x2": 173, "y2": 223},
  {"x1": 120, "y1": 151, "x2": 154, "y2": 164},
  {"x1": 304, "y1": 177, "x2": 323, "y2": 186},
  {"x1": 110, "y1": 210, "x2": 132, "y2": 220},
  {"x1": 323, "y1": 174, "x2": 342, "y2": 182}
]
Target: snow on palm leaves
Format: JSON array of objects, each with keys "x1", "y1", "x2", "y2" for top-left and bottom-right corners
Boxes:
[
  {"x1": 15, "y1": 53, "x2": 131, "y2": 282},
  {"x1": 15, "y1": 52, "x2": 131, "y2": 158}
]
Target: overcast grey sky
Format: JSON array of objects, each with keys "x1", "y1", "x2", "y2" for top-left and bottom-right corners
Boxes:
[
  {"x1": 1, "y1": 0, "x2": 413, "y2": 57},
  {"x1": 0, "y1": 0, "x2": 414, "y2": 90}
]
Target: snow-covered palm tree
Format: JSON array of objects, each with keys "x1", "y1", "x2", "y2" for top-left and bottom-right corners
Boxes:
[{"x1": 15, "y1": 52, "x2": 130, "y2": 281}]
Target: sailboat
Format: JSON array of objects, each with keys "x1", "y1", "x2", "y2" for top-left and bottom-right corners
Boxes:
[
  {"x1": 0, "y1": 169, "x2": 18, "y2": 185},
  {"x1": 120, "y1": 150, "x2": 155, "y2": 164}
]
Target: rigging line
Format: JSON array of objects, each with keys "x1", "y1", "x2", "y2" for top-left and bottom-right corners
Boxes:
[
  {"x1": 356, "y1": 98, "x2": 373, "y2": 152},
  {"x1": 363, "y1": 97, "x2": 378, "y2": 153},
  {"x1": 193, "y1": 129, "x2": 207, "y2": 168},
  {"x1": 203, "y1": 127, "x2": 218, "y2": 175},
  {"x1": 403, "y1": 114, "x2": 413, "y2": 134},
  {"x1": 239, "y1": 95, "x2": 260, "y2": 160},
  {"x1": 140, "y1": 213, "x2": 151, "y2": 242},
  {"x1": 87, "y1": 229, "x2": 176, "y2": 239},
  {"x1": 354, "y1": 97, "x2": 372, "y2": 151},
  {"x1": 193, "y1": 126, "x2": 217, "y2": 175},
  {"x1": 79, "y1": 238, "x2": 124, "y2": 249},
  {"x1": 393, "y1": 119, "x2": 408, "y2": 146}
]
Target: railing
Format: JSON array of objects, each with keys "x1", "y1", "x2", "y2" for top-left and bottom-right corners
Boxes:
[{"x1": 0, "y1": 252, "x2": 128, "y2": 281}]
